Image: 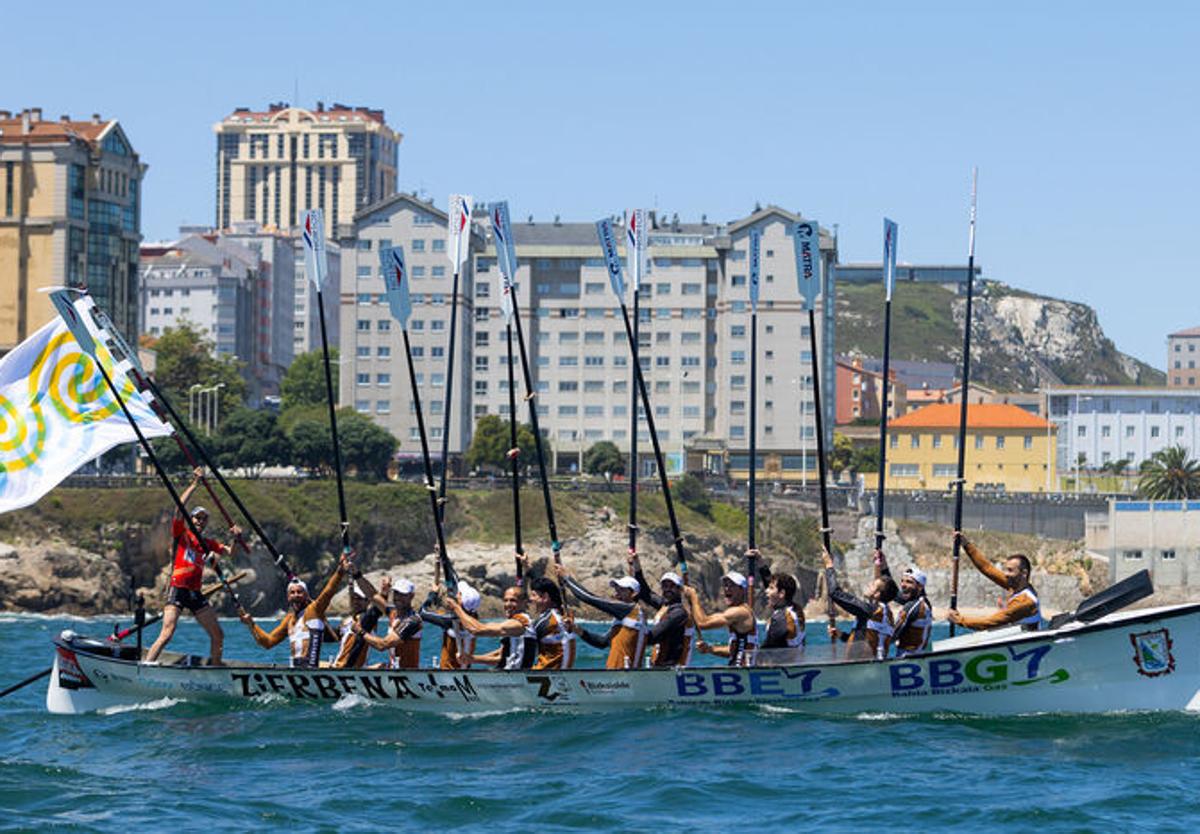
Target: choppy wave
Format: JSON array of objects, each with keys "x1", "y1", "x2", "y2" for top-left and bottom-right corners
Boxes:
[{"x1": 98, "y1": 696, "x2": 184, "y2": 715}]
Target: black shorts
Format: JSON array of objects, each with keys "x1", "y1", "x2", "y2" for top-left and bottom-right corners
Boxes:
[{"x1": 166, "y1": 586, "x2": 210, "y2": 614}]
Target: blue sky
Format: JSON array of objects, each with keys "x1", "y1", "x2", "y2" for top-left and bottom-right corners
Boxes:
[{"x1": 10, "y1": 1, "x2": 1198, "y2": 367}]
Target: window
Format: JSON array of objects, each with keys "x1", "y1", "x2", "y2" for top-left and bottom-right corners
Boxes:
[
  {"x1": 975, "y1": 435, "x2": 984, "y2": 449},
  {"x1": 910, "y1": 435, "x2": 920, "y2": 449},
  {"x1": 889, "y1": 435, "x2": 898, "y2": 449},
  {"x1": 376, "y1": 400, "x2": 390, "y2": 414},
  {"x1": 560, "y1": 356, "x2": 578, "y2": 366},
  {"x1": 475, "y1": 332, "x2": 489, "y2": 347},
  {"x1": 431, "y1": 320, "x2": 446, "y2": 332},
  {"x1": 412, "y1": 320, "x2": 425, "y2": 331},
  {"x1": 1177, "y1": 426, "x2": 1185, "y2": 438},
  {"x1": 378, "y1": 320, "x2": 391, "y2": 331},
  {"x1": 476, "y1": 283, "x2": 490, "y2": 298},
  {"x1": 890, "y1": 463, "x2": 919, "y2": 477},
  {"x1": 1162, "y1": 550, "x2": 1177, "y2": 561},
  {"x1": 996, "y1": 437, "x2": 1005, "y2": 449},
  {"x1": 1077, "y1": 425, "x2": 1086, "y2": 437},
  {"x1": 1151, "y1": 426, "x2": 1160, "y2": 438},
  {"x1": 357, "y1": 319, "x2": 371, "y2": 332},
  {"x1": 1024, "y1": 435, "x2": 1033, "y2": 450},
  {"x1": 1125, "y1": 425, "x2": 1135, "y2": 438},
  {"x1": 731, "y1": 350, "x2": 746, "y2": 365},
  {"x1": 932, "y1": 435, "x2": 942, "y2": 449},
  {"x1": 355, "y1": 400, "x2": 370, "y2": 413},
  {"x1": 1101, "y1": 425, "x2": 1111, "y2": 438},
  {"x1": 585, "y1": 356, "x2": 604, "y2": 367},
  {"x1": 933, "y1": 463, "x2": 957, "y2": 478},
  {"x1": 356, "y1": 346, "x2": 370, "y2": 358},
  {"x1": 731, "y1": 325, "x2": 746, "y2": 338},
  {"x1": 376, "y1": 374, "x2": 391, "y2": 386},
  {"x1": 356, "y1": 373, "x2": 370, "y2": 386},
  {"x1": 1123, "y1": 550, "x2": 1143, "y2": 561},
  {"x1": 411, "y1": 239, "x2": 425, "y2": 252},
  {"x1": 377, "y1": 346, "x2": 391, "y2": 358},
  {"x1": 656, "y1": 282, "x2": 671, "y2": 295}
]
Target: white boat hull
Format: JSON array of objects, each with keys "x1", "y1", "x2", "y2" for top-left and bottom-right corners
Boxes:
[{"x1": 47, "y1": 603, "x2": 1200, "y2": 716}]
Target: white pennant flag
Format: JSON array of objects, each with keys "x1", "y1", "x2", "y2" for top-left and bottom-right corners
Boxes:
[
  {"x1": 490, "y1": 202, "x2": 517, "y2": 325},
  {"x1": 448, "y1": 194, "x2": 474, "y2": 269},
  {"x1": 300, "y1": 208, "x2": 327, "y2": 290},
  {"x1": 625, "y1": 208, "x2": 648, "y2": 294}
]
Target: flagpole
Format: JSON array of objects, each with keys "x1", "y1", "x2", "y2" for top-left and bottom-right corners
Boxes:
[
  {"x1": 438, "y1": 195, "x2": 473, "y2": 524},
  {"x1": 949, "y1": 169, "x2": 979, "y2": 636},
  {"x1": 875, "y1": 219, "x2": 899, "y2": 553},
  {"x1": 383, "y1": 246, "x2": 458, "y2": 593}
]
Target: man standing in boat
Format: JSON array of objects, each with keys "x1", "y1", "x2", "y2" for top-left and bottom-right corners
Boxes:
[
  {"x1": 554, "y1": 563, "x2": 648, "y2": 669},
  {"x1": 823, "y1": 548, "x2": 897, "y2": 660},
  {"x1": 629, "y1": 553, "x2": 694, "y2": 667},
  {"x1": 444, "y1": 584, "x2": 538, "y2": 669},
  {"x1": 145, "y1": 467, "x2": 241, "y2": 666},
  {"x1": 756, "y1": 572, "x2": 805, "y2": 665},
  {"x1": 947, "y1": 532, "x2": 1042, "y2": 631},
  {"x1": 684, "y1": 571, "x2": 758, "y2": 666},
  {"x1": 237, "y1": 552, "x2": 351, "y2": 667}
]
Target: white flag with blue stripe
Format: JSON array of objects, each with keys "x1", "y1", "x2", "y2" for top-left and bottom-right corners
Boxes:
[
  {"x1": 792, "y1": 220, "x2": 820, "y2": 313},
  {"x1": 300, "y1": 209, "x2": 327, "y2": 291}
]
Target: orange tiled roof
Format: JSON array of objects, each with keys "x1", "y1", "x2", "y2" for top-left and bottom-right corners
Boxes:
[
  {"x1": 0, "y1": 115, "x2": 111, "y2": 144},
  {"x1": 889, "y1": 402, "x2": 1051, "y2": 430}
]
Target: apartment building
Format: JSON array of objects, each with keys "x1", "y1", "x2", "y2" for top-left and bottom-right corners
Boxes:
[
  {"x1": 213, "y1": 102, "x2": 401, "y2": 236},
  {"x1": 835, "y1": 356, "x2": 906, "y2": 424},
  {"x1": 0, "y1": 108, "x2": 145, "y2": 350},
  {"x1": 1167, "y1": 327, "x2": 1200, "y2": 389},
  {"x1": 339, "y1": 193, "x2": 481, "y2": 460}
]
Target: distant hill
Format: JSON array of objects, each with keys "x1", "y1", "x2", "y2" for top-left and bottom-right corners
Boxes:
[{"x1": 835, "y1": 280, "x2": 1164, "y2": 391}]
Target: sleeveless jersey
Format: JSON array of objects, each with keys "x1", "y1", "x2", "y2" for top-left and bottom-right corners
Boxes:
[
  {"x1": 533, "y1": 608, "x2": 576, "y2": 670},
  {"x1": 386, "y1": 610, "x2": 423, "y2": 670},
  {"x1": 894, "y1": 596, "x2": 933, "y2": 657},
  {"x1": 498, "y1": 612, "x2": 538, "y2": 670},
  {"x1": 607, "y1": 606, "x2": 648, "y2": 670},
  {"x1": 289, "y1": 610, "x2": 326, "y2": 668}
]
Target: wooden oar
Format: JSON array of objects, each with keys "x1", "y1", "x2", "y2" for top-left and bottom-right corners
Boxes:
[{"x1": 0, "y1": 571, "x2": 246, "y2": 699}]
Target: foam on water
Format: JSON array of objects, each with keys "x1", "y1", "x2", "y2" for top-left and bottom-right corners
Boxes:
[{"x1": 97, "y1": 696, "x2": 184, "y2": 715}]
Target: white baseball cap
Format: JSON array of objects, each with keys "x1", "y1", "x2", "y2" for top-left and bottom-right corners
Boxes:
[
  {"x1": 393, "y1": 578, "x2": 415, "y2": 595},
  {"x1": 287, "y1": 577, "x2": 309, "y2": 595},
  {"x1": 191, "y1": 506, "x2": 209, "y2": 517},
  {"x1": 660, "y1": 571, "x2": 683, "y2": 587},
  {"x1": 903, "y1": 567, "x2": 928, "y2": 588},
  {"x1": 722, "y1": 571, "x2": 748, "y2": 589},
  {"x1": 610, "y1": 576, "x2": 641, "y2": 594},
  {"x1": 458, "y1": 581, "x2": 481, "y2": 613}
]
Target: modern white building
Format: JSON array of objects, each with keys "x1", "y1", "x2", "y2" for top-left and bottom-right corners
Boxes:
[
  {"x1": 1045, "y1": 386, "x2": 1200, "y2": 472},
  {"x1": 1086, "y1": 499, "x2": 1200, "y2": 588}
]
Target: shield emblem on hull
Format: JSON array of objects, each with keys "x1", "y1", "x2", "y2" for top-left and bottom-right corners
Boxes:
[{"x1": 1129, "y1": 628, "x2": 1175, "y2": 678}]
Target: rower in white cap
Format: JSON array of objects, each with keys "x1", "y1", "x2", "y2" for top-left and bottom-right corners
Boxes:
[
  {"x1": 684, "y1": 569, "x2": 758, "y2": 666},
  {"x1": 628, "y1": 553, "x2": 695, "y2": 667},
  {"x1": 353, "y1": 577, "x2": 424, "y2": 669},
  {"x1": 878, "y1": 548, "x2": 933, "y2": 657},
  {"x1": 238, "y1": 552, "x2": 352, "y2": 668},
  {"x1": 554, "y1": 563, "x2": 648, "y2": 670},
  {"x1": 420, "y1": 581, "x2": 482, "y2": 669}
]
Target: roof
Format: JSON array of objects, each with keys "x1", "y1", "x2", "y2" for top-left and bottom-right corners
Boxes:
[
  {"x1": 221, "y1": 103, "x2": 387, "y2": 125},
  {"x1": 889, "y1": 403, "x2": 1052, "y2": 430},
  {"x1": 1169, "y1": 327, "x2": 1200, "y2": 338},
  {"x1": 0, "y1": 110, "x2": 116, "y2": 146}
]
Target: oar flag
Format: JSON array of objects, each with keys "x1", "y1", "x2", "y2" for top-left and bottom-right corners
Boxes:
[
  {"x1": 883, "y1": 218, "x2": 898, "y2": 301},
  {"x1": 490, "y1": 202, "x2": 517, "y2": 325},
  {"x1": 300, "y1": 209, "x2": 328, "y2": 290},
  {"x1": 748, "y1": 227, "x2": 762, "y2": 312},
  {"x1": 381, "y1": 246, "x2": 413, "y2": 328},
  {"x1": 0, "y1": 307, "x2": 170, "y2": 513},
  {"x1": 792, "y1": 220, "x2": 821, "y2": 313},
  {"x1": 625, "y1": 209, "x2": 648, "y2": 294},
  {"x1": 595, "y1": 218, "x2": 626, "y2": 299},
  {"x1": 448, "y1": 194, "x2": 474, "y2": 269}
]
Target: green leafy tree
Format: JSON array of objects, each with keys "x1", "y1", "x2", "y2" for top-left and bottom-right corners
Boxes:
[
  {"x1": 1137, "y1": 446, "x2": 1200, "y2": 499},
  {"x1": 829, "y1": 432, "x2": 855, "y2": 477},
  {"x1": 212, "y1": 407, "x2": 290, "y2": 477},
  {"x1": 149, "y1": 321, "x2": 245, "y2": 421},
  {"x1": 851, "y1": 445, "x2": 880, "y2": 474},
  {"x1": 465, "y1": 415, "x2": 544, "y2": 473},
  {"x1": 583, "y1": 441, "x2": 625, "y2": 476},
  {"x1": 287, "y1": 413, "x2": 334, "y2": 476},
  {"x1": 675, "y1": 472, "x2": 711, "y2": 517},
  {"x1": 281, "y1": 350, "x2": 337, "y2": 412},
  {"x1": 340, "y1": 410, "x2": 399, "y2": 481}
]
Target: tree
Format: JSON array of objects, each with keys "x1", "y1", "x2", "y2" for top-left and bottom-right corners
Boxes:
[
  {"x1": 286, "y1": 412, "x2": 334, "y2": 476},
  {"x1": 465, "y1": 415, "x2": 545, "y2": 473},
  {"x1": 829, "y1": 432, "x2": 855, "y2": 477},
  {"x1": 212, "y1": 407, "x2": 289, "y2": 477},
  {"x1": 281, "y1": 350, "x2": 337, "y2": 412},
  {"x1": 583, "y1": 441, "x2": 624, "y2": 476},
  {"x1": 340, "y1": 410, "x2": 398, "y2": 481},
  {"x1": 675, "y1": 472, "x2": 711, "y2": 517},
  {"x1": 148, "y1": 321, "x2": 245, "y2": 421},
  {"x1": 1137, "y1": 446, "x2": 1200, "y2": 499},
  {"x1": 851, "y1": 445, "x2": 880, "y2": 474}
]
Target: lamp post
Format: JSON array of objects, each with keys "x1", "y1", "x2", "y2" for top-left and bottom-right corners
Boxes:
[
  {"x1": 211, "y1": 383, "x2": 226, "y2": 435},
  {"x1": 189, "y1": 384, "x2": 202, "y2": 426}
]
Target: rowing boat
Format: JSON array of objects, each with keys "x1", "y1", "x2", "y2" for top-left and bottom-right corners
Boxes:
[{"x1": 46, "y1": 600, "x2": 1200, "y2": 715}]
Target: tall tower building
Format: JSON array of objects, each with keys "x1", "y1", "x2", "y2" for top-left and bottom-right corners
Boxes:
[
  {"x1": 213, "y1": 102, "x2": 401, "y2": 237},
  {"x1": 0, "y1": 107, "x2": 146, "y2": 350}
]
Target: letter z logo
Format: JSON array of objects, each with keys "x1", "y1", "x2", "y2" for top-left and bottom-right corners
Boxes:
[{"x1": 526, "y1": 675, "x2": 565, "y2": 702}]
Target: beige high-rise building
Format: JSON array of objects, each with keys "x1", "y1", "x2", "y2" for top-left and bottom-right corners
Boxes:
[
  {"x1": 213, "y1": 102, "x2": 401, "y2": 237},
  {"x1": 0, "y1": 108, "x2": 146, "y2": 350}
]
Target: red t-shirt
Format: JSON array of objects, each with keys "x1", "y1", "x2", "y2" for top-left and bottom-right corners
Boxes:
[{"x1": 170, "y1": 517, "x2": 222, "y2": 591}]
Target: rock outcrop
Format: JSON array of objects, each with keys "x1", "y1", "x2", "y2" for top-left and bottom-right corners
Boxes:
[{"x1": 0, "y1": 539, "x2": 129, "y2": 614}]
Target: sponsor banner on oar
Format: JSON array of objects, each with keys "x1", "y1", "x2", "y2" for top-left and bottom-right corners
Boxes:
[
  {"x1": 792, "y1": 219, "x2": 820, "y2": 312},
  {"x1": 883, "y1": 218, "x2": 898, "y2": 301},
  {"x1": 300, "y1": 208, "x2": 328, "y2": 290},
  {"x1": 748, "y1": 227, "x2": 762, "y2": 312},
  {"x1": 595, "y1": 217, "x2": 626, "y2": 299},
  {"x1": 490, "y1": 201, "x2": 517, "y2": 324},
  {"x1": 380, "y1": 245, "x2": 413, "y2": 328},
  {"x1": 625, "y1": 208, "x2": 649, "y2": 293},
  {"x1": 448, "y1": 194, "x2": 473, "y2": 268}
]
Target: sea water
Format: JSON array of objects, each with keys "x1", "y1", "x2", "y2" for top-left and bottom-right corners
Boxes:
[{"x1": 1, "y1": 614, "x2": 1199, "y2": 832}]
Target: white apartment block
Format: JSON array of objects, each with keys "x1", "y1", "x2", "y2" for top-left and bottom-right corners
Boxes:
[
  {"x1": 340, "y1": 204, "x2": 837, "y2": 479},
  {"x1": 339, "y1": 193, "x2": 480, "y2": 459}
]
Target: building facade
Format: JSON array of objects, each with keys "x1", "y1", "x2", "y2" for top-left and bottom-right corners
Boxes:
[
  {"x1": 835, "y1": 356, "x2": 906, "y2": 424},
  {"x1": 339, "y1": 193, "x2": 480, "y2": 459},
  {"x1": 1086, "y1": 499, "x2": 1200, "y2": 588},
  {"x1": 213, "y1": 102, "x2": 401, "y2": 237},
  {"x1": 0, "y1": 108, "x2": 145, "y2": 350},
  {"x1": 884, "y1": 402, "x2": 1057, "y2": 493},
  {"x1": 1045, "y1": 386, "x2": 1200, "y2": 474},
  {"x1": 1167, "y1": 327, "x2": 1200, "y2": 388},
  {"x1": 834, "y1": 263, "x2": 980, "y2": 287}
]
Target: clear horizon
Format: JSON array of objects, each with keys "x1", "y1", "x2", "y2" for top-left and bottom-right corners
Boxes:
[{"x1": 7, "y1": 0, "x2": 1197, "y2": 369}]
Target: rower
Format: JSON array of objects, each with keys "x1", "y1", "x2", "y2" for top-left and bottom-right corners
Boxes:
[
  {"x1": 445, "y1": 585, "x2": 537, "y2": 670},
  {"x1": 146, "y1": 467, "x2": 241, "y2": 665},
  {"x1": 419, "y1": 581, "x2": 481, "y2": 669},
  {"x1": 630, "y1": 554, "x2": 693, "y2": 667},
  {"x1": 823, "y1": 548, "x2": 897, "y2": 661},
  {"x1": 947, "y1": 531, "x2": 1042, "y2": 632},
  {"x1": 332, "y1": 573, "x2": 388, "y2": 669},
  {"x1": 525, "y1": 577, "x2": 576, "y2": 669},
  {"x1": 880, "y1": 549, "x2": 933, "y2": 656},
  {"x1": 684, "y1": 571, "x2": 758, "y2": 667},
  {"x1": 756, "y1": 572, "x2": 805, "y2": 666},
  {"x1": 353, "y1": 578, "x2": 423, "y2": 669},
  {"x1": 238, "y1": 552, "x2": 350, "y2": 667},
  {"x1": 554, "y1": 563, "x2": 648, "y2": 670}
]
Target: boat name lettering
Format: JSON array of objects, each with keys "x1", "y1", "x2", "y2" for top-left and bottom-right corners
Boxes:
[
  {"x1": 889, "y1": 644, "x2": 1065, "y2": 696},
  {"x1": 229, "y1": 671, "x2": 479, "y2": 703},
  {"x1": 675, "y1": 668, "x2": 826, "y2": 699}
]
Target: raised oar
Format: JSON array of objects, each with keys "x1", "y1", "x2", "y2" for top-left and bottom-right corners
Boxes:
[
  {"x1": 874, "y1": 219, "x2": 900, "y2": 554},
  {"x1": 505, "y1": 314, "x2": 525, "y2": 583},
  {"x1": 301, "y1": 209, "x2": 351, "y2": 554},
  {"x1": 0, "y1": 573, "x2": 245, "y2": 699},
  {"x1": 793, "y1": 219, "x2": 836, "y2": 651},
  {"x1": 625, "y1": 209, "x2": 648, "y2": 564},
  {"x1": 50, "y1": 290, "x2": 245, "y2": 613},
  {"x1": 597, "y1": 218, "x2": 690, "y2": 582},
  {"x1": 746, "y1": 226, "x2": 762, "y2": 621},
  {"x1": 383, "y1": 245, "x2": 459, "y2": 594},
  {"x1": 491, "y1": 202, "x2": 568, "y2": 607},
  {"x1": 437, "y1": 195, "x2": 474, "y2": 524},
  {"x1": 949, "y1": 170, "x2": 979, "y2": 636}
]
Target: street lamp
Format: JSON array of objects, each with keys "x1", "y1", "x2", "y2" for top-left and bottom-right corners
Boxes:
[
  {"x1": 210, "y1": 383, "x2": 226, "y2": 435},
  {"x1": 189, "y1": 384, "x2": 202, "y2": 426}
]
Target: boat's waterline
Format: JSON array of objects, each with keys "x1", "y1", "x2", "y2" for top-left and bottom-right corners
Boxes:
[{"x1": 48, "y1": 602, "x2": 1200, "y2": 716}]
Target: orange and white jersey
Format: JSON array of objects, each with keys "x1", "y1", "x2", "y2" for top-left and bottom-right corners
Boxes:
[
  {"x1": 533, "y1": 608, "x2": 576, "y2": 670},
  {"x1": 289, "y1": 612, "x2": 326, "y2": 668},
  {"x1": 864, "y1": 603, "x2": 895, "y2": 661},
  {"x1": 894, "y1": 597, "x2": 933, "y2": 657},
  {"x1": 499, "y1": 612, "x2": 538, "y2": 670},
  {"x1": 608, "y1": 607, "x2": 649, "y2": 670}
]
